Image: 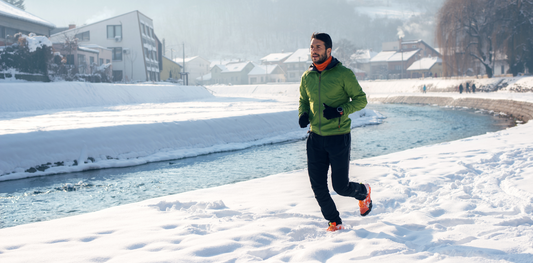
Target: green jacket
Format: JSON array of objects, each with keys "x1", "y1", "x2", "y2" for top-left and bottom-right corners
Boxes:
[{"x1": 299, "y1": 57, "x2": 367, "y2": 136}]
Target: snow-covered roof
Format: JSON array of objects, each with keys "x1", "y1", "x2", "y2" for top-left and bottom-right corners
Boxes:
[
  {"x1": 407, "y1": 57, "x2": 442, "y2": 71},
  {"x1": 221, "y1": 62, "x2": 251, "y2": 73},
  {"x1": 284, "y1": 48, "x2": 311, "y2": 63},
  {"x1": 212, "y1": 64, "x2": 228, "y2": 71},
  {"x1": 79, "y1": 44, "x2": 111, "y2": 51},
  {"x1": 260, "y1": 52, "x2": 292, "y2": 63},
  {"x1": 174, "y1": 56, "x2": 210, "y2": 64},
  {"x1": 210, "y1": 59, "x2": 240, "y2": 68},
  {"x1": 370, "y1": 50, "x2": 420, "y2": 63},
  {"x1": 401, "y1": 39, "x2": 423, "y2": 45},
  {"x1": 248, "y1": 64, "x2": 279, "y2": 76},
  {"x1": 388, "y1": 49, "x2": 420, "y2": 62},
  {"x1": 197, "y1": 73, "x2": 211, "y2": 81},
  {"x1": 78, "y1": 46, "x2": 99, "y2": 54},
  {"x1": 369, "y1": 51, "x2": 396, "y2": 62},
  {"x1": 0, "y1": 1, "x2": 55, "y2": 28},
  {"x1": 351, "y1": 49, "x2": 378, "y2": 63}
]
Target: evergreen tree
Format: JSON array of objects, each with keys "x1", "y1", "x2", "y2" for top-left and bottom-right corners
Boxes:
[{"x1": 3, "y1": 0, "x2": 24, "y2": 10}]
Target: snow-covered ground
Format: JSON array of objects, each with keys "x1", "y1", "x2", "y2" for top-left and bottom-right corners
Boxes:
[{"x1": 1, "y1": 77, "x2": 533, "y2": 262}]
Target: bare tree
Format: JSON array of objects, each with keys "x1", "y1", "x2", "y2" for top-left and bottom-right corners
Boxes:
[
  {"x1": 3, "y1": 0, "x2": 24, "y2": 10},
  {"x1": 436, "y1": 0, "x2": 500, "y2": 78},
  {"x1": 332, "y1": 39, "x2": 359, "y2": 66},
  {"x1": 127, "y1": 49, "x2": 138, "y2": 80},
  {"x1": 494, "y1": 0, "x2": 533, "y2": 76}
]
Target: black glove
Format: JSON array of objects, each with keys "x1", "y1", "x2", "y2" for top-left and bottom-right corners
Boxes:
[
  {"x1": 299, "y1": 112, "x2": 310, "y2": 128},
  {"x1": 323, "y1": 103, "x2": 343, "y2": 120}
]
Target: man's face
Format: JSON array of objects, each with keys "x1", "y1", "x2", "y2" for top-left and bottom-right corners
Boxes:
[{"x1": 310, "y1": 38, "x2": 331, "y2": 64}]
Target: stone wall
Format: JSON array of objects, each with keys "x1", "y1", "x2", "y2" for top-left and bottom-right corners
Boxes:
[{"x1": 368, "y1": 96, "x2": 533, "y2": 123}]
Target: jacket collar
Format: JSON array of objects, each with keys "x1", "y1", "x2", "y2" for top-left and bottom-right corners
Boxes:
[{"x1": 309, "y1": 56, "x2": 340, "y2": 72}]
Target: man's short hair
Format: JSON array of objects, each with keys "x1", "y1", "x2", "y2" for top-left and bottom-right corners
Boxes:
[{"x1": 311, "y1": 32, "x2": 332, "y2": 50}]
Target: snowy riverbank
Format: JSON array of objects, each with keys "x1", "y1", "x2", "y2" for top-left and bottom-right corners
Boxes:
[
  {"x1": 1, "y1": 78, "x2": 533, "y2": 262},
  {"x1": 0, "y1": 82, "x2": 383, "y2": 181}
]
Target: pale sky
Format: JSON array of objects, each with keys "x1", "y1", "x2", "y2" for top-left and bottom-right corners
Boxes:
[{"x1": 25, "y1": 0, "x2": 170, "y2": 28}]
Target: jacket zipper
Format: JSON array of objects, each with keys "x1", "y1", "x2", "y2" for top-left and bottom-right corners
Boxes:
[{"x1": 318, "y1": 72, "x2": 322, "y2": 136}]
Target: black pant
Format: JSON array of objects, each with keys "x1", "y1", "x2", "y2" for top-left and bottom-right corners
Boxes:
[{"x1": 306, "y1": 132, "x2": 366, "y2": 224}]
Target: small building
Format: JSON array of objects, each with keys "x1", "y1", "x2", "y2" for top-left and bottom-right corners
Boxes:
[
  {"x1": 161, "y1": 55, "x2": 182, "y2": 82},
  {"x1": 407, "y1": 57, "x2": 443, "y2": 78},
  {"x1": 349, "y1": 49, "x2": 377, "y2": 80},
  {"x1": 368, "y1": 51, "x2": 396, "y2": 79},
  {"x1": 52, "y1": 43, "x2": 112, "y2": 76},
  {"x1": 382, "y1": 39, "x2": 440, "y2": 58},
  {"x1": 79, "y1": 44, "x2": 113, "y2": 68},
  {"x1": 0, "y1": 1, "x2": 55, "y2": 46},
  {"x1": 174, "y1": 56, "x2": 210, "y2": 85},
  {"x1": 210, "y1": 61, "x2": 254, "y2": 85},
  {"x1": 248, "y1": 64, "x2": 286, "y2": 84},
  {"x1": 261, "y1": 52, "x2": 292, "y2": 78},
  {"x1": 371, "y1": 39, "x2": 441, "y2": 79},
  {"x1": 50, "y1": 10, "x2": 160, "y2": 82},
  {"x1": 283, "y1": 48, "x2": 312, "y2": 82}
]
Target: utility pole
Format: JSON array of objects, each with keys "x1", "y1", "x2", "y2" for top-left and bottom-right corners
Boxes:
[{"x1": 182, "y1": 42, "x2": 187, "y2": 85}]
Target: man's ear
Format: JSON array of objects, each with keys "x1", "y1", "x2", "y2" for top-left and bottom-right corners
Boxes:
[{"x1": 326, "y1": 48, "x2": 332, "y2": 57}]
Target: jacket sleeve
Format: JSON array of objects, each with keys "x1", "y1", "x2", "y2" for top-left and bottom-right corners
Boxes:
[
  {"x1": 298, "y1": 76, "x2": 310, "y2": 117},
  {"x1": 340, "y1": 70, "x2": 367, "y2": 115}
]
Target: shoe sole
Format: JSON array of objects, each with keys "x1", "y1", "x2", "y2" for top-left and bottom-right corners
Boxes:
[{"x1": 360, "y1": 200, "x2": 372, "y2": 216}]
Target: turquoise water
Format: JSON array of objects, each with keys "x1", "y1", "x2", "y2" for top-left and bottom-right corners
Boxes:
[{"x1": 0, "y1": 104, "x2": 514, "y2": 228}]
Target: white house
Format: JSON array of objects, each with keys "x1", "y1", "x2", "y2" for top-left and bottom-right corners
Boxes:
[
  {"x1": 283, "y1": 48, "x2": 312, "y2": 82},
  {"x1": 248, "y1": 64, "x2": 286, "y2": 84},
  {"x1": 407, "y1": 57, "x2": 443, "y2": 78},
  {"x1": 210, "y1": 61, "x2": 254, "y2": 85},
  {"x1": 174, "y1": 56, "x2": 211, "y2": 85},
  {"x1": 50, "y1": 10, "x2": 160, "y2": 82}
]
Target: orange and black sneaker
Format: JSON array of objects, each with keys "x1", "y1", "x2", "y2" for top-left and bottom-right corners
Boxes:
[
  {"x1": 326, "y1": 222, "x2": 344, "y2": 232},
  {"x1": 359, "y1": 183, "x2": 372, "y2": 216}
]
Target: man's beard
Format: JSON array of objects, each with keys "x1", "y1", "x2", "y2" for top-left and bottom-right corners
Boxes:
[{"x1": 314, "y1": 52, "x2": 328, "y2": 64}]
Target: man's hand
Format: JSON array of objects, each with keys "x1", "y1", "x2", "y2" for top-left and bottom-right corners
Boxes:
[
  {"x1": 323, "y1": 103, "x2": 343, "y2": 120},
  {"x1": 299, "y1": 112, "x2": 310, "y2": 128}
]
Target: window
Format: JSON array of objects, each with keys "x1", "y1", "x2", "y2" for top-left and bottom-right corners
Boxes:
[
  {"x1": 142, "y1": 24, "x2": 146, "y2": 35},
  {"x1": 66, "y1": 54, "x2": 74, "y2": 65},
  {"x1": 5, "y1": 27, "x2": 17, "y2": 37},
  {"x1": 90, "y1": 56, "x2": 95, "y2": 65},
  {"x1": 145, "y1": 48, "x2": 150, "y2": 59},
  {"x1": 77, "y1": 54, "x2": 86, "y2": 72},
  {"x1": 501, "y1": 65, "x2": 505, "y2": 74},
  {"x1": 75, "y1": 31, "x2": 90, "y2": 41},
  {"x1": 108, "y1": 47, "x2": 123, "y2": 61},
  {"x1": 100, "y1": 58, "x2": 104, "y2": 66},
  {"x1": 106, "y1": 59, "x2": 110, "y2": 64},
  {"x1": 0, "y1": 26, "x2": 4, "y2": 38},
  {"x1": 107, "y1": 25, "x2": 122, "y2": 39}
]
